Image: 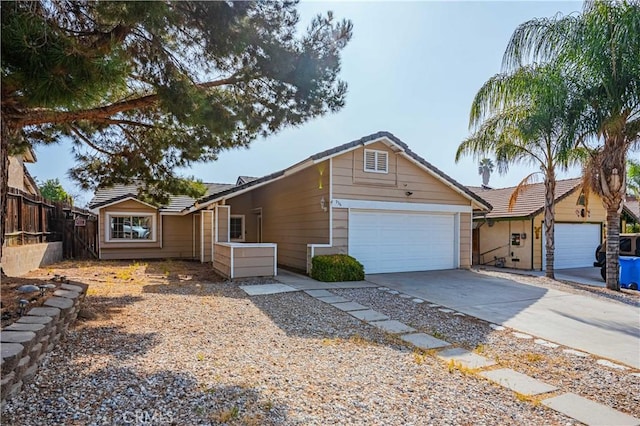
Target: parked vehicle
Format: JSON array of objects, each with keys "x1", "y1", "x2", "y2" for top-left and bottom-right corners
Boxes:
[{"x1": 594, "y1": 233, "x2": 640, "y2": 285}]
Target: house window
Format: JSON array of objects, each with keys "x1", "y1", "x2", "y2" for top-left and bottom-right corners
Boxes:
[
  {"x1": 364, "y1": 149, "x2": 388, "y2": 173},
  {"x1": 106, "y1": 213, "x2": 155, "y2": 242},
  {"x1": 230, "y1": 215, "x2": 245, "y2": 241}
]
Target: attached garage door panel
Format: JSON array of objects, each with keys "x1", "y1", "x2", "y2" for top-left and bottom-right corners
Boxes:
[
  {"x1": 544, "y1": 223, "x2": 601, "y2": 269},
  {"x1": 349, "y1": 210, "x2": 455, "y2": 274}
]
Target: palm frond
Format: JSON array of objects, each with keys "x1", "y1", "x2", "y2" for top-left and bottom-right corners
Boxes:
[{"x1": 508, "y1": 172, "x2": 543, "y2": 212}]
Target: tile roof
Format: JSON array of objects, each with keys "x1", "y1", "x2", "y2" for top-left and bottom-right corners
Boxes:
[
  {"x1": 624, "y1": 197, "x2": 639, "y2": 223},
  {"x1": 467, "y1": 178, "x2": 583, "y2": 219},
  {"x1": 194, "y1": 131, "x2": 492, "y2": 211},
  {"x1": 89, "y1": 182, "x2": 235, "y2": 212}
]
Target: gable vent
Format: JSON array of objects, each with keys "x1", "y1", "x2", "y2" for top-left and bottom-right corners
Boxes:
[{"x1": 364, "y1": 149, "x2": 388, "y2": 173}]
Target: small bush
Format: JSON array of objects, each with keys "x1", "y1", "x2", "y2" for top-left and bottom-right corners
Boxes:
[{"x1": 311, "y1": 254, "x2": 364, "y2": 282}]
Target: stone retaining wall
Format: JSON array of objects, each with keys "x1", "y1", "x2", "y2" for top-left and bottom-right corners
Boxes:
[
  {"x1": 1, "y1": 242, "x2": 64, "y2": 277},
  {"x1": 0, "y1": 281, "x2": 88, "y2": 407}
]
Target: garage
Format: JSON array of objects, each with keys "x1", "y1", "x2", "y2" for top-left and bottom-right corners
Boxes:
[
  {"x1": 349, "y1": 209, "x2": 456, "y2": 274},
  {"x1": 543, "y1": 223, "x2": 601, "y2": 269}
]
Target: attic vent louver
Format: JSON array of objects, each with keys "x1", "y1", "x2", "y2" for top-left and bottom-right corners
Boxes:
[{"x1": 364, "y1": 149, "x2": 388, "y2": 173}]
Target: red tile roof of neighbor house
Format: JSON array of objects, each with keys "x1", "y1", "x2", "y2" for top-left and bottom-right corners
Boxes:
[
  {"x1": 625, "y1": 196, "x2": 640, "y2": 223},
  {"x1": 467, "y1": 178, "x2": 583, "y2": 219}
]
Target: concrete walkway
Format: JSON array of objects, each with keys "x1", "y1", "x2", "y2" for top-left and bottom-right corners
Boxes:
[
  {"x1": 240, "y1": 270, "x2": 640, "y2": 425},
  {"x1": 365, "y1": 269, "x2": 640, "y2": 369}
]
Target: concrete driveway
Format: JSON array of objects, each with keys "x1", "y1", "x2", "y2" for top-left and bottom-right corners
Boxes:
[{"x1": 366, "y1": 270, "x2": 640, "y2": 369}]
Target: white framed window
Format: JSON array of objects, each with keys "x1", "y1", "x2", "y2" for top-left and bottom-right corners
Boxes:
[
  {"x1": 105, "y1": 212, "x2": 156, "y2": 242},
  {"x1": 230, "y1": 215, "x2": 245, "y2": 241},
  {"x1": 364, "y1": 149, "x2": 388, "y2": 173}
]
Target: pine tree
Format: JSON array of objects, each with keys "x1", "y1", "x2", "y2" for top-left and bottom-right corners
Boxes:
[{"x1": 0, "y1": 1, "x2": 352, "y2": 257}]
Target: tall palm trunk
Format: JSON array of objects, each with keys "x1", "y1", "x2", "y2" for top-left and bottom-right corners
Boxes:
[
  {"x1": 597, "y1": 141, "x2": 626, "y2": 291},
  {"x1": 543, "y1": 171, "x2": 556, "y2": 279},
  {"x1": 605, "y1": 207, "x2": 621, "y2": 291}
]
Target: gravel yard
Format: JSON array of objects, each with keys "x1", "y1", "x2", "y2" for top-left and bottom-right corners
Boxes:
[{"x1": 2, "y1": 260, "x2": 637, "y2": 425}]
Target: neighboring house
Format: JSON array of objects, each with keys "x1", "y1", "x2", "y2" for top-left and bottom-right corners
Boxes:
[
  {"x1": 89, "y1": 131, "x2": 491, "y2": 278},
  {"x1": 467, "y1": 178, "x2": 638, "y2": 271},
  {"x1": 8, "y1": 149, "x2": 40, "y2": 195},
  {"x1": 623, "y1": 195, "x2": 639, "y2": 231}
]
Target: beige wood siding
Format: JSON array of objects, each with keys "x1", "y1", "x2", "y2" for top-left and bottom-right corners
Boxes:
[
  {"x1": 226, "y1": 192, "x2": 257, "y2": 242},
  {"x1": 213, "y1": 244, "x2": 276, "y2": 279},
  {"x1": 531, "y1": 190, "x2": 606, "y2": 270},
  {"x1": 213, "y1": 243, "x2": 231, "y2": 277},
  {"x1": 233, "y1": 246, "x2": 275, "y2": 278},
  {"x1": 202, "y1": 210, "x2": 214, "y2": 262},
  {"x1": 216, "y1": 206, "x2": 229, "y2": 243},
  {"x1": 248, "y1": 162, "x2": 331, "y2": 271},
  {"x1": 476, "y1": 219, "x2": 533, "y2": 269},
  {"x1": 332, "y1": 142, "x2": 468, "y2": 205},
  {"x1": 460, "y1": 213, "x2": 471, "y2": 268},
  {"x1": 99, "y1": 200, "x2": 160, "y2": 259},
  {"x1": 103, "y1": 215, "x2": 193, "y2": 259}
]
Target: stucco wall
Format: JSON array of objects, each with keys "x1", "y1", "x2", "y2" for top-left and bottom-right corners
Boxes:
[{"x1": 1, "y1": 242, "x2": 63, "y2": 277}]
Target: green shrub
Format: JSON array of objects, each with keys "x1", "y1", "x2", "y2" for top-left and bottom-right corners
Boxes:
[{"x1": 311, "y1": 254, "x2": 365, "y2": 282}]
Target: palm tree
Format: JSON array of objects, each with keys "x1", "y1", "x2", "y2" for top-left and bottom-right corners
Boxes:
[
  {"x1": 456, "y1": 65, "x2": 578, "y2": 279},
  {"x1": 502, "y1": 1, "x2": 640, "y2": 290},
  {"x1": 478, "y1": 158, "x2": 495, "y2": 186}
]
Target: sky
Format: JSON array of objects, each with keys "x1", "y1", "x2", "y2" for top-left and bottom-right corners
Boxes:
[{"x1": 27, "y1": 1, "x2": 588, "y2": 206}]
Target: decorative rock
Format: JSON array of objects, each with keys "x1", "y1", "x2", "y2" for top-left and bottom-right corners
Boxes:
[
  {"x1": 489, "y1": 324, "x2": 506, "y2": 331},
  {"x1": 16, "y1": 285, "x2": 40, "y2": 293},
  {"x1": 438, "y1": 308, "x2": 454, "y2": 313},
  {"x1": 377, "y1": 287, "x2": 390, "y2": 291},
  {"x1": 43, "y1": 296, "x2": 74, "y2": 310},
  {"x1": 40, "y1": 284, "x2": 57, "y2": 290},
  {"x1": 399, "y1": 294, "x2": 412, "y2": 299},
  {"x1": 428, "y1": 304, "x2": 441, "y2": 308},
  {"x1": 411, "y1": 298, "x2": 424, "y2": 303},
  {"x1": 387, "y1": 290, "x2": 400, "y2": 295},
  {"x1": 453, "y1": 312, "x2": 466, "y2": 317}
]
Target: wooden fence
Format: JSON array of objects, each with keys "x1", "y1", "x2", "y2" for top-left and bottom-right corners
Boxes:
[{"x1": 4, "y1": 187, "x2": 98, "y2": 259}]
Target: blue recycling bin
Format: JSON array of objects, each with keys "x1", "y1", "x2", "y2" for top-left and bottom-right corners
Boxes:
[{"x1": 619, "y1": 256, "x2": 640, "y2": 290}]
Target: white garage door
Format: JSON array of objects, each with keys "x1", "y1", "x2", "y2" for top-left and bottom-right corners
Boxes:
[
  {"x1": 349, "y1": 210, "x2": 456, "y2": 274},
  {"x1": 544, "y1": 223, "x2": 601, "y2": 269}
]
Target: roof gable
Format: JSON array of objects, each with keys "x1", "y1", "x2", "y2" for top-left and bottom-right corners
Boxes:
[
  {"x1": 89, "y1": 182, "x2": 235, "y2": 213},
  {"x1": 190, "y1": 131, "x2": 492, "y2": 212}
]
